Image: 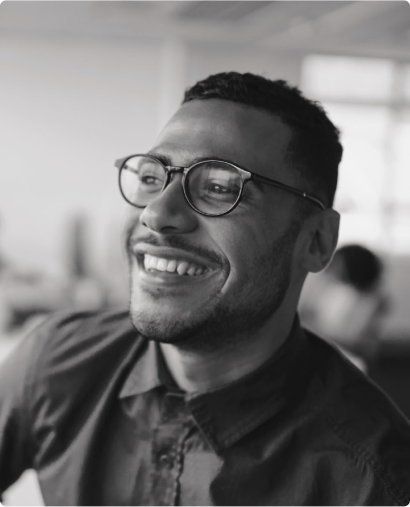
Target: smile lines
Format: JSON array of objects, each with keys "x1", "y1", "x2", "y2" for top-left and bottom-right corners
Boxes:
[{"x1": 143, "y1": 254, "x2": 209, "y2": 276}]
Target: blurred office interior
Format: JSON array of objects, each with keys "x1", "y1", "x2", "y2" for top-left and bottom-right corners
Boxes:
[{"x1": 0, "y1": 1, "x2": 409, "y2": 504}]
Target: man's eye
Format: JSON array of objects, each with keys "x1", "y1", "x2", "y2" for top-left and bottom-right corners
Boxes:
[
  {"x1": 141, "y1": 175, "x2": 161, "y2": 185},
  {"x1": 207, "y1": 182, "x2": 234, "y2": 195},
  {"x1": 210, "y1": 184, "x2": 228, "y2": 194}
]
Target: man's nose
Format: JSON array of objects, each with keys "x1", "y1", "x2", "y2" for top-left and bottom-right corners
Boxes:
[{"x1": 139, "y1": 174, "x2": 198, "y2": 234}]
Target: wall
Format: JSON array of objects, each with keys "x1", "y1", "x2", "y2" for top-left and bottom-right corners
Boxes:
[
  {"x1": 0, "y1": 33, "x2": 163, "y2": 281},
  {"x1": 0, "y1": 31, "x2": 302, "y2": 284}
]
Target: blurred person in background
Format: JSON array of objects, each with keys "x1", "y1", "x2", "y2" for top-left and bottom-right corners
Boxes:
[
  {"x1": 300, "y1": 244, "x2": 389, "y2": 374},
  {"x1": 1, "y1": 72, "x2": 410, "y2": 506}
]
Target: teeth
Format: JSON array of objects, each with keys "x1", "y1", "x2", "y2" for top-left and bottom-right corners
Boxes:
[
  {"x1": 143, "y1": 254, "x2": 207, "y2": 276},
  {"x1": 187, "y1": 266, "x2": 196, "y2": 276},
  {"x1": 177, "y1": 261, "x2": 189, "y2": 275},
  {"x1": 156, "y1": 259, "x2": 168, "y2": 272},
  {"x1": 166, "y1": 260, "x2": 177, "y2": 273},
  {"x1": 143, "y1": 256, "x2": 151, "y2": 271}
]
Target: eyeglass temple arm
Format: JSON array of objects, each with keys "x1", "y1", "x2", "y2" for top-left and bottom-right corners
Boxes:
[
  {"x1": 115, "y1": 158, "x2": 126, "y2": 169},
  {"x1": 252, "y1": 174, "x2": 326, "y2": 210},
  {"x1": 115, "y1": 158, "x2": 140, "y2": 176}
]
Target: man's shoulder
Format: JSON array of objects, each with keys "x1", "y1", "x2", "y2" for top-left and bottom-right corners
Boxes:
[
  {"x1": 0, "y1": 308, "x2": 147, "y2": 479},
  {"x1": 25, "y1": 308, "x2": 144, "y2": 391},
  {"x1": 305, "y1": 328, "x2": 408, "y2": 428},
  {"x1": 32, "y1": 307, "x2": 136, "y2": 352},
  {"x1": 302, "y1": 329, "x2": 410, "y2": 504}
]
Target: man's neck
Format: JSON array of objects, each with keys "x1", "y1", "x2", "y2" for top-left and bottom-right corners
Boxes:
[{"x1": 159, "y1": 308, "x2": 296, "y2": 393}]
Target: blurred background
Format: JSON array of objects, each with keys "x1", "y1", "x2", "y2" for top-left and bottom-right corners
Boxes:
[{"x1": 0, "y1": 1, "x2": 409, "y2": 504}]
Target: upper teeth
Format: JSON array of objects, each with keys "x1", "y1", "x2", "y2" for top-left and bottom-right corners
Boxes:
[{"x1": 143, "y1": 254, "x2": 207, "y2": 276}]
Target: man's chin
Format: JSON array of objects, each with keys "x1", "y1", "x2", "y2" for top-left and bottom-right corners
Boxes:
[
  {"x1": 129, "y1": 309, "x2": 200, "y2": 345},
  {"x1": 128, "y1": 296, "x2": 276, "y2": 354}
]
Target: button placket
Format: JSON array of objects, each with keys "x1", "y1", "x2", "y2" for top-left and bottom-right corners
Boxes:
[
  {"x1": 159, "y1": 453, "x2": 173, "y2": 468},
  {"x1": 148, "y1": 393, "x2": 194, "y2": 505}
]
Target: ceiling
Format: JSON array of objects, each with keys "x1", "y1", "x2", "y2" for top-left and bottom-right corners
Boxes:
[{"x1": 0, "y1": 1, "x2": 409, "y2": 60}]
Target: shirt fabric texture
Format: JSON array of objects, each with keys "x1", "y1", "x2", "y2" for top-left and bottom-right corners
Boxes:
[{"x1": 1, "y1": 309, "x2": 410, "y2": 505}]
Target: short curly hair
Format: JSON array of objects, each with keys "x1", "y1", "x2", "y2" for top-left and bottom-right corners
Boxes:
[{"x1": 183, "y1": 72, "x2": 343, "y2": 208}]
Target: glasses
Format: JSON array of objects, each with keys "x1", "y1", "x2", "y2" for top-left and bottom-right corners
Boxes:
[{"x1": 114, "y1": 154, "x2": 326, "y2": 217}]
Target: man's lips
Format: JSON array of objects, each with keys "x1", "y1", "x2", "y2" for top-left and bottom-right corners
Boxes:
[
  {"x1": 143, "y1": 254, "x2": 207, "y2": 276},
  {"x1": 131, "y1": 244, "x2": 220, "y2": 278}
]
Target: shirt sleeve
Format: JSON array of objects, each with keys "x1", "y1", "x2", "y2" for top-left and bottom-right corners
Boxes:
[{"x1": 0, "y1": 323, "x2": 45, "y2": 495}]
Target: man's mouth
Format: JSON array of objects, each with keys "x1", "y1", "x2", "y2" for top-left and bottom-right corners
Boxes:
[{"x1": 143, "y1": 254, "x2": 209, "y2": 276}]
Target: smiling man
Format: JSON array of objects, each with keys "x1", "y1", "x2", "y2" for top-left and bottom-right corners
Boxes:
[{"x1": 1, "y1": 72, "x2": 410, "y2": 506}]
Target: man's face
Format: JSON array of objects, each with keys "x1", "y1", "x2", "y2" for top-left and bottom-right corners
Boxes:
[{"x1": 124, "y1": 99, "x2": 304, "y2": 351}]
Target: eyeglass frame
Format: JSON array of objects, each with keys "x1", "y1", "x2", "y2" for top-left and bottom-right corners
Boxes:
[{"x1": 114, "y1": 153, "x2": 326, "y2": 217}]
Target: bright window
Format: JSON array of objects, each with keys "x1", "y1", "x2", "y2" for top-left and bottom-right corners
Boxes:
[
  {"x1": 301, "y1": 55, "x2": 410, "y2": 254},
  {"x1": 404, "y1": 65, "x2": 410, "y2": 102},
  {"x1": 303, "y1": 55, "x2": 395, "y2": 102},
  {"x1": 391, "y1": 110, "x2": 410, "y2": 205}
]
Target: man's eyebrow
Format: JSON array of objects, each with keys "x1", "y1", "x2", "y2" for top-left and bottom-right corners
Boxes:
[
  {"x1": 145, "y1": 151, "x2": 173, "y2": 166},
  {"x1": 146, "y1": 151, "x2": 245, "y2": 169}
]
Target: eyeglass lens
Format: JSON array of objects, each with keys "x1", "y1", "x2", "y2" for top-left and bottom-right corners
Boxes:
[{"x1": 119, "y1": 156, "x2": 243, "y2": 215}]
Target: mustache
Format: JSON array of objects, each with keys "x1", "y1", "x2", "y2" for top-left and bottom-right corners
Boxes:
[{"x1": 126, "y1": 231, "x2": 226, "y2": 268}]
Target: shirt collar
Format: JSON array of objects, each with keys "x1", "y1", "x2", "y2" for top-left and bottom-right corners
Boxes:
[
  {"x1": 119, "y1": 339, "x2": 180, "y2": 398},
  {"x1": 119, "y1": 339, "x2": 162, "y2": 397},
  {"x1": 119, "y1": 317, "x2": 311, "y2": 454}
]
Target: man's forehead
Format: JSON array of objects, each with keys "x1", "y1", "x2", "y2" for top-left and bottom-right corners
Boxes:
[
  {"x1": 164, "y1": 99, "x2": 290, "y2": 140},
  {"x1": 154, "y1": 99, "x2": 294, "y2": 179}
]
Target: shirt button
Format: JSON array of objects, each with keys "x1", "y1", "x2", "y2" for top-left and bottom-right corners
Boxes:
[{"x1": 159, "y1": 454, "x2": 172, "y2": 468}]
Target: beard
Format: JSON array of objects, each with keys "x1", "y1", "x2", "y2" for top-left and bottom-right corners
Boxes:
[{"x1": 128, "y1": 222, "x2": 301, "y2": 353}]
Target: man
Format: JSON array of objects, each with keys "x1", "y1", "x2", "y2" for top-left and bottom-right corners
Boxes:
[{"x1": 1, "y1": 72, "x2": 410, "y2": 506}]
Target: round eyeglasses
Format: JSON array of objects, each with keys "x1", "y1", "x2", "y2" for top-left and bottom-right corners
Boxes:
[{"x1": 114, "y1": 154, "x2": 326, "y2": 217}]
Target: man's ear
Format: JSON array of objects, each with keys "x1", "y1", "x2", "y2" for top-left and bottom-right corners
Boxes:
[{"x1": 299, "y1": 209, "x2": 340, "y2": 273}]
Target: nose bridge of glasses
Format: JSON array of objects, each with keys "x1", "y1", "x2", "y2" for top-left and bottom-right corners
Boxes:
[
  {"x1": 160, "y1": 165, "x2": 186, "y2": 193},
  {"x1": 162, "y1": 165, "x2": 184, "y2": 184},
  {"x1": 164, "y1": 165, "x2": 185, "y2": 174}
]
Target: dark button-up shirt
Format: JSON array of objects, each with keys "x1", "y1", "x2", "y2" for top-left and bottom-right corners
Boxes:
[{"x1": 1, "y1": 309, "x2": 410, "y2": 505}]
